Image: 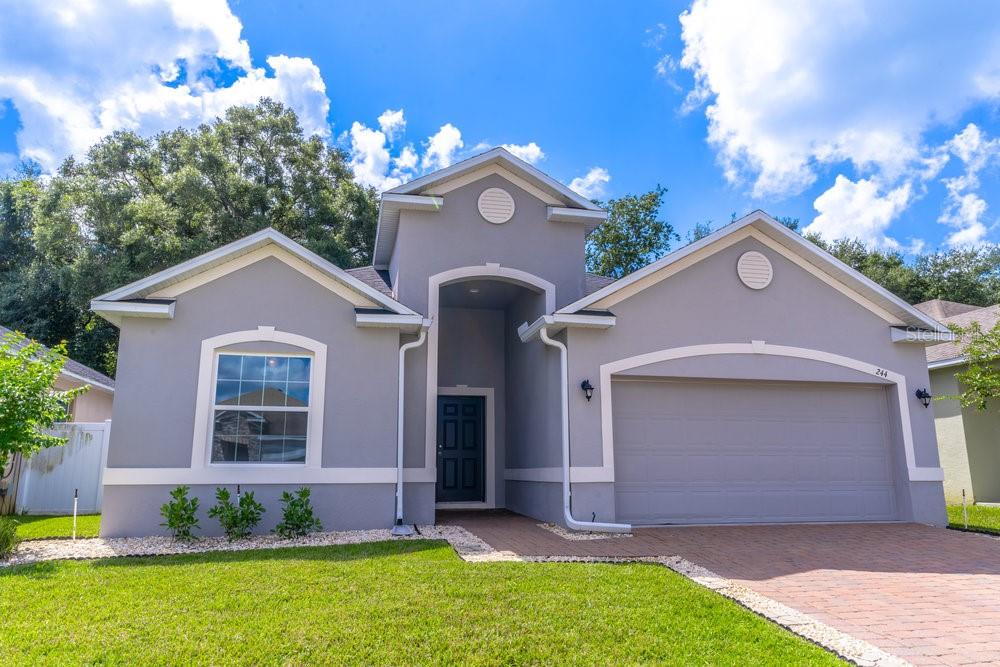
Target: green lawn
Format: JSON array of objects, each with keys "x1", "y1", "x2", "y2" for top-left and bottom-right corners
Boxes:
[
  {"x1": 0, "y1": 540, "x2": 842, "y2": 665},
  {"x1": 948, "y1": 503, "x2": 1000, "y2": 536},
  {"x1": 11, "y1": 514, "x2": 101, "y2": 540}
]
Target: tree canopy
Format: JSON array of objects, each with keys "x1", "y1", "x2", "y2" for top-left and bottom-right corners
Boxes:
[
  {"x1": 948, "y1": 320, "x2": 1000, "y2": 411},
  {"x1": 0, "y1": 99, "x2": 378, "y2": 376},
  {"x1": 587, "y1": 186, "x2": 679, "y2": 279},
  {"x1": 0, "y1": 331, "x2": 86, "y2": 471}
]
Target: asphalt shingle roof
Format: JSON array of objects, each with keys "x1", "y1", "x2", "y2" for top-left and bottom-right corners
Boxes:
[
  {"x1": 913, "y1": 299, "x2": 983, "y2": 321},
  {"x1": 584, "y1": 272, "x2": 616, "y2": 296},
  {"x1": 345, "y1": 266, "x2": 393, "y2": 297},
  {"x1": 917, "y1": 304, "x2": 1000, "y2": 364},
  {"x1": 0, "y1": 324, "x2": 115, "y2": 389}
]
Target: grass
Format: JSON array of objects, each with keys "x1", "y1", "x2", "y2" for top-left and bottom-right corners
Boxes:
[
  {"x1": 948, "y1": 503, "x2": 1000, "y2": 536},
  {"x1": 0, "y1": 540, "x2": 843, "y2": 665},
  {"x1": 12, "y1": 514, "x2": 101, "y2": 540}
]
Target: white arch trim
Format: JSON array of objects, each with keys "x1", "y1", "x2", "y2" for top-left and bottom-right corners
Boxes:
[
  {"x1": 593, "y1": 342, "x2": 943, "y2": 484},
  {"x1": 190, "y1": 326, "x2": 327, "y2": 469},
  {"x1": 424, "y1": 265, "x2": 556, "y2": 470}
]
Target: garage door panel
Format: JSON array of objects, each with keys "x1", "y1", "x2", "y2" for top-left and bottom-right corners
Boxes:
[{"x1": 613, "y1": 380, "x2": 898, "y2": 524}]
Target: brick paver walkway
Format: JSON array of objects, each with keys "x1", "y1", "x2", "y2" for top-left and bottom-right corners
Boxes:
[{"x1": 439, "y1": 510, "x2": 1000, "y2": 666}]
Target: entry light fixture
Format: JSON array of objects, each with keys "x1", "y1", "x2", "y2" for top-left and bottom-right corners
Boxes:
[
  {"x1": 915, "y1": 388, "x2": 932, "y2": 408},
  {"x1": 580, "y1": 379, "x2": 594, "y2": 402},
  {"x1": 0, "y1": 479, "x2": 7, "y2": 498}
]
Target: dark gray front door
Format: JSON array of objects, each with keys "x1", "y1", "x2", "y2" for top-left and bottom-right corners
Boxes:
[{"x1": 436, "y1": 395, "x2": 485, "y2": 502}]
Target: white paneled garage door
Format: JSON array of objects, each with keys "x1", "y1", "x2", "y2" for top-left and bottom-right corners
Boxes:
[{"x1": 612, "y1": 379, "x2": 898, "y2": 525}]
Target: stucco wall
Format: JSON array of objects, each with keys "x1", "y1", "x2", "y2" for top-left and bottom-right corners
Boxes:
[
  {"x1": 504, "y1": 290, "x2": 563, "y2": 519},
  {"x1": 929, "y1": 368, "x2": 974, "y2": 503},
  {"x1": 103, "y1": 256, "x2": 414, "y2": 536},
  {"x1": 566, "y1": 235, "x2": 946, "y2": 525},
  {"x1": 962, "y1": 400, "x2": 1000, "y2": 503},
  {"x1": 103, "y1": 483, "x2": 434, "y2": 537},
  {"x1": 389, "y1": 173, "x2": 589, "y2": 312},
  {"x1": 55, "y1": 376, "x2": 114, "y2": 422}
]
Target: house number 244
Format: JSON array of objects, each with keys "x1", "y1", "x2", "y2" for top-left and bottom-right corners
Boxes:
[{"x1": 873, "y1": 368, "x2": 889, "y2": 378}]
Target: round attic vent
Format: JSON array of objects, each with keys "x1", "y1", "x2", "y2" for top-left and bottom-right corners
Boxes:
[
  {"x1": 478, "y1": 187, "x2": 516, "y2": 224},
  {"x1": 737, "y1": 251, "x2": 773, "y2": 289}
]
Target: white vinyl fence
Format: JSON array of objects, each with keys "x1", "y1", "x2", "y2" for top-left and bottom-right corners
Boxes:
[{"x1": 16, "y1": 421, "x2": 111, "y2": 514}]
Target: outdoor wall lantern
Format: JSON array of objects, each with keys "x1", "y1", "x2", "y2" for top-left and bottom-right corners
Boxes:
[
  {"x1": 915, "y1": 388, "x2": 932, "y2": 408},
  {"x1": 0, "y1": 479, "x2": 8, "y2": 498},
  {"x1": 580, "y1": 379, "x2": 595, "y2": 402}
]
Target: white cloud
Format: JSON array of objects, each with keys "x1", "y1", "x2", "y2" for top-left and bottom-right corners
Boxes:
[
  {"x1": 569, "y1": 167, "x2": 611, "y2": 200},
  {"x1": 0, "y1": 0, "x2": 331, "y2": 172},
  {"x1": 395, "y1": 144, "x2": 418, "y2": 171},
  {"x1": 937, "y1": 123, "x2": 1000, "y2": 245},
  {"x1": 377, "y1": 108, "x2": 406, "y2": 140},
  {"x1": 501, "y1": 142, "x2": 545, "y2": 164},
  {"x1": 805, "y1": 175, "x2": 917, "y2": 251},
  {"x1": 347, "y1": 121, "x2": 400, "y2": 191},
  {"x1": 678, "y1": 0, "x2": 1000, "y2": 199},
  {"x1": 422, "y1": 123, "x2": 464, "y2": 171}
]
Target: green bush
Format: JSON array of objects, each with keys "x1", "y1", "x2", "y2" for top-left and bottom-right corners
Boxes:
[
  {"x1": 160, "y1": 485, "x2": 200, "y2": 541},
  {"x1": 274, "y1": 487, "x2": 323, "y2": 538},
  {"x1": 208, "y1": 487, "x2": 264, "y2": 540},
  {"x1": 0, "y1": 516, "x2": 21, "y2": 558}
]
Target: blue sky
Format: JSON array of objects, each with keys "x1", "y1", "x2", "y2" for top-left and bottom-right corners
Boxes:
[{"x1": 1, "y1": 1, "x2": 999, "y2": 253}]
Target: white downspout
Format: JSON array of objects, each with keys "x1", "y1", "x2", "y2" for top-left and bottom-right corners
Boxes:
[
  {"x1": 392, "y1": 326, "x2": 428, "y2": 536},
  {"x1": 538, "y1": 326, "x2": 630, "y2": 533}
]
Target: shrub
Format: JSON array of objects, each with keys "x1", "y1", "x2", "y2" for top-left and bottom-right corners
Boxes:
[
  {"x1": 208, "y1": 487, "x2": 264, "y2": 540},
  {"x1": 160, "y1": 485, "x2": 200, "y2": 541},
  {"x1": 274, "y1": 487, "x2": 323, "y2": 538},
  {"x1": 0, "y1": 516, "x2": 20, "y2": 558}
]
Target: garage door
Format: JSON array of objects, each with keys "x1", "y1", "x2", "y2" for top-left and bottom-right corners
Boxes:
[{"x1": 612, "y1": 379, "x2": 898, "y2": 525}]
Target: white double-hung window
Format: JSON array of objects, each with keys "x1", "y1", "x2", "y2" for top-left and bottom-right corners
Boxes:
[{"x1": 210, "y1": 353, "x2": 312, "y2": 464}]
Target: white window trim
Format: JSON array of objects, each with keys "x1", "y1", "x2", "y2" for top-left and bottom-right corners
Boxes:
[
  {"x1": 209, "y1": 351, "x2": 312, "y2": 465},
  {"x1": 191, "y1": 327, "x2": 326, "y2": 470}
]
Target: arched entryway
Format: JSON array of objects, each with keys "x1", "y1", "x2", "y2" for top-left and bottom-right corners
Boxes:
[{"x1": 425, "y1": 265, "x2": 554, "y2": 509}]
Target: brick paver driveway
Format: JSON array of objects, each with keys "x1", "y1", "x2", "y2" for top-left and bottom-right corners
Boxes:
[{"x1": 440, "y1": 511, "x2": 1000, "y2": 666}]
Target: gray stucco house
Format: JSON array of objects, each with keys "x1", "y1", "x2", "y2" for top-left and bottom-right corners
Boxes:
[
  {"x1": 92, "y1": 148, "x2": 953, "y2": 537},
  {"x1": 916, "y1": 299, "x2": 1000, "y2": 505}
]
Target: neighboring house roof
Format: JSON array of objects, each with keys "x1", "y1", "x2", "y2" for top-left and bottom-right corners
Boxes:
[
  {"x1": 345, "y1": 266, "x2": 393, "y2": 297},
  {"x1": 91, "y1": 228, "x2": 417, "y2": 325},
  {"x1": 557, "y1": 211, "x2": 952, "y2": 335},
  {"x1": 372, "y1": 147, "x2": 607, "y2": 268},
  {"x1": 0, "y1": 324, "x2": 115, "y2": 392},
  {"x1": 913, "y1": 299, "x2": 984, "y2": 321},
  {"x1": 924, "y1": 303, "x2": 1000, "y2": 367}
]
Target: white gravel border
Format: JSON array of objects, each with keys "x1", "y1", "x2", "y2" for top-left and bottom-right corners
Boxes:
[
  {"x1": 536, "y1": 522, "x2": 632, "y2": 540},
  {"x1": 2, "y1": 524, "x2": 906, "y2": 666},
  {"x1": 0, "y1": 525, "x2": 488, "y2": 568}
]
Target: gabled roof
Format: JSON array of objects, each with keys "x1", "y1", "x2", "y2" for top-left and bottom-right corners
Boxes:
[
  {"x1": 925, "y1": 304, "x2": 1000, "y2": 367},
  {"x1": 558, "y1": 211, "x2": 952, "y2": 335},
  {"x1": 0, "y1": 324, "x2": 115, "y2": 392},
  {"x1": 92, "y1": 228, "x2": 416, "y2": 325},
  {"x1": 372, "y1": 147, "x2": 605, "y2": 268}
]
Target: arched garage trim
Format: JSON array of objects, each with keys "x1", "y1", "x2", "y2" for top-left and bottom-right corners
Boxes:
[{"x1": 595, "y1": 341, "x2": 944, "y2": 484}]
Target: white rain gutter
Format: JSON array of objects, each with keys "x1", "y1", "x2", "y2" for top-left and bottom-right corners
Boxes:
[
  {"x1": 538, "y1": 326, "x2": 630, "y2": 533},
  {"x1": 392, "y1": 326, "x2": 429, "y2": 536}
]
